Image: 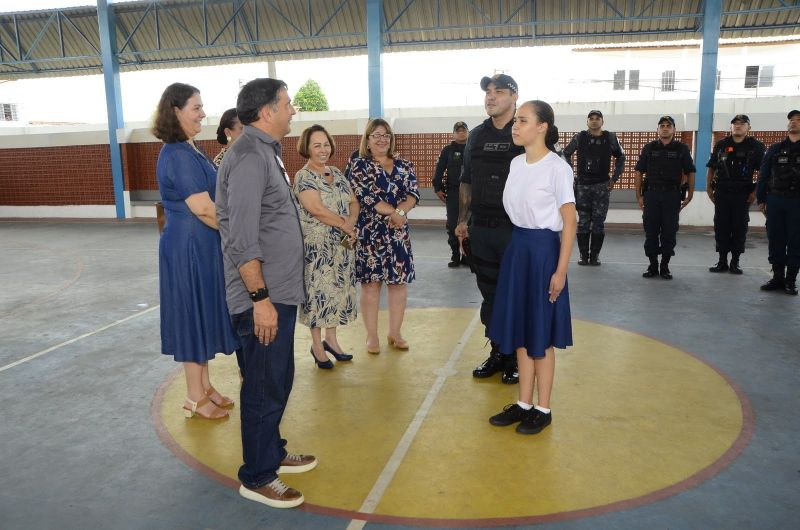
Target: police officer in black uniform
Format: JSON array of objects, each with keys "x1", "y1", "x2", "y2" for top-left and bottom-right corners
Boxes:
[
  {"x1": 756, "y1": 109, "x2": 800, "y2": 295},
  {"x1": 634, "y1": 116, "x2": 696, "y2": 279},
  {"x1": 455, "y1": 73, "x2": 524, "y2": 384},
  {"x1": 706, "y1": 114, "x2": 765, "y2": 274},
  {"x1": 433, "y1": 121, "x2": 469, "y2": 267},
  {"x1": 563, "y1": 110, "x2": 625, "y2": 266}
]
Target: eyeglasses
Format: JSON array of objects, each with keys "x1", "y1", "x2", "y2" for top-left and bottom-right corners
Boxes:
[{"x1": 369, "y1": 133, "x2": 391, "y2": 140}]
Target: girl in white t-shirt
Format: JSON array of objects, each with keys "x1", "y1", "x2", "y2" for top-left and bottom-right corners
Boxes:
[{"x1": 488, "y1": 100, "x2": 577, "y2": 435}]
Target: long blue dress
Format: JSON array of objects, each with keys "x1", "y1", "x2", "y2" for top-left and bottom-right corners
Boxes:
[{"x1": 157, "y1": 142, "x2": 239, "y2": 362}]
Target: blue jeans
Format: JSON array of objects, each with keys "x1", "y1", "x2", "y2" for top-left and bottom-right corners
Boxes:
[{"x1": 231, "y1": 304, "x2": 297, "y2": 488}]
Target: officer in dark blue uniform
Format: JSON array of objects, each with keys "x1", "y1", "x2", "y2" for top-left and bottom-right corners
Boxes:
[
  {"x1": 706, "y1": 114, "x2": 765, "y2": 274},
  {"x1": 455, "y1": 73, "x2": 524, "y2": 384},
  {"x1": 563, "y1": 110, "x2": 625, "y2": 266},
  {"x1": 756, "y1": 109, "x2": 800, "y2": 295},
  {"x1": 433, "y1": 121, "x2": 469, "y2": 267},
  {"x1": 634, "y1": 116, "x2": 696, "y2": 279}
]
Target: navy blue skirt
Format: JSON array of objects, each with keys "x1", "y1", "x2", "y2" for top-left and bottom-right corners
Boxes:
[{"x1": 489, "y1": 227, "x2": 573, "y2": 358}]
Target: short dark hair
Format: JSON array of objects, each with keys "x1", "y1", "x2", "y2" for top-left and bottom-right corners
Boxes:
[
  {"x1": 237, "y1": 78, "x2": 287, "y2": 125},
  {"x1": 359, "y1": 118, "x2": 396, "y2": 158},
  {"x1": 216, "y1": 108, "x2": 239, "y2": 145},
  {"x1": 152, "y1": 82, "x2": 199, "y2": 143},
  {"x1": 297, "y1": 124, "x2": 336, "y2": 159}
]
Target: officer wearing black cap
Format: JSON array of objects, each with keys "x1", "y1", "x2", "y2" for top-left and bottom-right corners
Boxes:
[
  {"x1": 755, "y1": 109, "x2": 800, "y2": 295},
  {"x1": 433, "y1": 121, "x2": 469, "y2": 267},
  {"x1": 634, "y1": 116, "x2": 696, "y2": 279},
  {"x1": 563, "y1": 110, "x2": 625, "y2": 266},
  {"x1": 706, "y1": 114, "x2": 765, "y2": 274},
  {"x1": 455, "y1": 73, "x2": 524, "y2": 384}
]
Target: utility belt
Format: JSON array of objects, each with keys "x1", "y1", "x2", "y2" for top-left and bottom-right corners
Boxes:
[
  {"x1": 576, "y1": 176, "x2": 609, "y2": 186},
  {"x1": 645, "y1": 183, "x2": 680, "y2": 192},
  {"x1": 715, "y1": 182, "x2": 752, "y2": 193},
  {"x1": 471, "y1": 215, "x2": 513, "y2": 228},
  {"x1": 769, "y1": 189, "x2": 800, "y2": 199}
]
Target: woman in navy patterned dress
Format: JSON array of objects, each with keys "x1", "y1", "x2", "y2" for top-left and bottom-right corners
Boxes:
[{"x1": 347, "y1": 118, "x2": 420, "y2": 353}]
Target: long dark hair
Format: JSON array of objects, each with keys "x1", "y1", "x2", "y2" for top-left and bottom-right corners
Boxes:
[
  {"x1": 216, "y1": 108, "x2": 239, "y2": 145},
  {"x1": 526, "y1": 100, "x2": 560, "y2": 153},
  {"x1": 152, "y1": 83, "x2": 199, "y2": 143}
]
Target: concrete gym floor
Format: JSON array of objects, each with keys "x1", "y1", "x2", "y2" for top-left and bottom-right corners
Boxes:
[{"x1": 0, "y1": 219, "x2": 797, "y2": 529}]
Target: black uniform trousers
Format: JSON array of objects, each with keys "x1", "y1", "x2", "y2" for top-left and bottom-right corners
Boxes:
[
  {"x1": 469, "y1": 222, "x2": 513, "y2": 337},
  {"x1": 642, "y1": 190, "x2": 681, "y2": 257},
  {"x1": 713, "y1": 189, "x2": 750, "y2": 255},
  {"x1": 445, "y1": 185, "x2": 461, "y2": 259},
  {"x1": 766, "y1": 194, "x2": 800, "y2": 268}
]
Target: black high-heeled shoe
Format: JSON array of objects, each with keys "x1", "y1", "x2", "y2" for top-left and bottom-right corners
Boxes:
[
  {"x1": 322, "y1": 340, "x2": 353, "y2": 361},
  {"x1": 310, "y1": 347, "x2": 334, "y2": 369}
]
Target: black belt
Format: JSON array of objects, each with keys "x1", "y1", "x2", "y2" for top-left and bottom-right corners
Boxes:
[
  {"x1": 647, "y1": 184, "x2": 680, "y2": 192},
  {"x1": 472, "y1": 216, "x2": 513, "y2": 228}
]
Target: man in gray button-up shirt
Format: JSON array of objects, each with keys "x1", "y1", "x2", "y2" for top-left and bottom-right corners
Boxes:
[{"x1": 216, "y1": 78, "x2": 313, "y2": 509}]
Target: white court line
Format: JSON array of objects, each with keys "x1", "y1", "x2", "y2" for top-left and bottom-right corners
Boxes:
[
  {"x1": 0, "y1": 305, "x2": 159, "y2": 373},
  {"x1": 346, "y1": 309, "x2": 481, "y2": 530}
]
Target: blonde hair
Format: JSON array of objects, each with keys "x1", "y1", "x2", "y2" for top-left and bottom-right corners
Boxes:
[{"x1": 359, "y1": 118, "x2": 396, "y2": 158}]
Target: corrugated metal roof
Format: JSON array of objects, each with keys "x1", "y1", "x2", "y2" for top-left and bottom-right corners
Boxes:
[{"x1": 1, "y1": 0, "x2": 798, "y2": 79}]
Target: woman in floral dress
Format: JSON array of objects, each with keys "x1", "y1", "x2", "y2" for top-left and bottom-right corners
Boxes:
[{"x1": 347, "y1": 118, "x2": 420, "y2": 353}]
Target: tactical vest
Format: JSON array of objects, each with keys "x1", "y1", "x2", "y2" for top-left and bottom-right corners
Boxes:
[
  {"x1": 445, "y1": 143, "x2": 465, "y2": 188},
  {"x1": 576, "y1": 131, "x2": 612, "y2": 184},
  {"x1": 769, "y1": 139, "x2": 800, "y2": 195},
  {"x1": 646, "y1": 141, "x2": 684, "y2": 188},
  {"x1": 470, "y1": 121, "x2": 524, "y2": 219},
  {"x1": 715, "y1": 137, "x2": 761, "y2": 187}
]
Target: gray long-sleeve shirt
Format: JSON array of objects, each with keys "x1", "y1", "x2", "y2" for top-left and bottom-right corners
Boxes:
[{"x1": 216, "y1": 125, "x2": 305, "y2": 315}]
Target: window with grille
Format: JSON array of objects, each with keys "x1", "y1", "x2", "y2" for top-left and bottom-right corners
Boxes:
[
  {"x1": 759, "y1": 65, "x2": 774, "y2": 87},
  {"x1": 629, "y1": 70, "x2": 639, "y2": 90},
  {"x1": 0, "y1": 103, "x2": 18, "y2": 121},
  {"x1": 744, "y1": 66, "x2": 759, "y2": 88},
  {"x1": 661, "y1": 70, "x2": 675, "y2": 92},
  {"x1": 613, "y1": 70, "x2": 625, "y2": 90}
]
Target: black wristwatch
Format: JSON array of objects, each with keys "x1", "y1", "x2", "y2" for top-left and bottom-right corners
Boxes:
[{"x1": 249, "y1": 287, "x2": 269, "y2": 302}]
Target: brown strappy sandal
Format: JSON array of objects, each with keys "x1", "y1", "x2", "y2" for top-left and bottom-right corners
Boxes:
[
  {"x1": 183, "y1": 395, "x2": 228, "y2": 419},
  {"x1": 205, "y1": 386, "x2": 235, "y2": 408}
]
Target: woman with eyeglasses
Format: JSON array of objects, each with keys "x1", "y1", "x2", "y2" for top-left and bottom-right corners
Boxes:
[{"x1": 347, "y1": 118, "x2": 419, "y2": 354}]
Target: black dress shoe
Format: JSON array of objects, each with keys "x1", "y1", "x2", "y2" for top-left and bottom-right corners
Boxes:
[
  {"x1": 660, "y1": 264, "x2": 673, "y2": 280},
  {"x1": 516, "y1": 409, "x2": 552, "y2": 435},
  {"x1": 709, "y1": 261, "x2": 728, "y2": 273},
  {"x1": 322, "y1": 340, "x2": 353, "y2": 361},
  {"x1": 642, "y1": 264, "x2": 659, "y2": 278},
  {"x1": 472, "y1": 353, "x2": 502, "y2": 378},
  {"x1": 447, "y1": 259, "x2": 460, "y2": 268},
  {"x1": 309, "y1": 347, "x2": 334, "y2": 369},
  {"x1": 760, "y1": 278, "x2": 784, "y2": 291},
  {"x1": 501, "y1": 364, "x2": 519, "y2": 384}
]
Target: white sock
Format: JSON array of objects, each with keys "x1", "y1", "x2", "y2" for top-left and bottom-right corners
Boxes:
[
  {"x1": 534, "y1": 405, "x2": 551, "y2": 414},
  {"x1": 517, "y1": 401, "x2": 533, "y2": 410}
]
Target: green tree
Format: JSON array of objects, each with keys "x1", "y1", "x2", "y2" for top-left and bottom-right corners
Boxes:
[{"x1": 293, "y1": 79, "x2": 329, "y2": 112}]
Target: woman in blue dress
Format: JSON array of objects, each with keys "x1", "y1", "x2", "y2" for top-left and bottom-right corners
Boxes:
[
  {"x1": 153, "y1": 83, "x2": 240, "y2": 420},
  {"x1": 347, "y1": 118, "x2": 419, "y2": 354},
  {"x1": 487, "y1": 100, "x2": 576, "y2": 435}
]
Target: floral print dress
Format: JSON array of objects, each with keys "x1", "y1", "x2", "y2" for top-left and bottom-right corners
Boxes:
[
  {"x1": 347, "y1": 156, "x2": 420, "y2": 284},
  {"x1": 294, "y1": 166, "x2": 358, "y2": 328}
]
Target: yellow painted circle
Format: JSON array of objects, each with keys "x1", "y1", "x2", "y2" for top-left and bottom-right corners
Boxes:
[{"x1": 155, "y1": 308, "x2": 750, "y2": 525}]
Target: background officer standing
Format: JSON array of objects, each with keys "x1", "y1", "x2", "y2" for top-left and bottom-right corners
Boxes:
[
  {"x1": 433, "y1": 121, "x2": 469, "y2": 267},
  {"x1": 634, "y1": 116, "x2": 696, "y2": 280},
  {"x1": 455, "y1": 73, "x2": 524, "y2": 384},
  {"x1": 563, "y1": 110, "x2": 625, "y2": 266},
  {"x1": 706, "y1": 114, "x2": 765, "y2": 274},
  {"x1": 756, "y1": 109, "x2": 800, "y2": 295}
]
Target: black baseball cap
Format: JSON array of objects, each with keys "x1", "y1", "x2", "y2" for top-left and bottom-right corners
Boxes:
[
  {"x1": 453, "y1": 121, "x2": 468, "y2": 131},
  {"x1": 480, "y1": 74, "x2": 518, "y2": 93},
  {"x1": 658, "y1": 115, "x2": 676, "y2": 126},
  {"x1": 788, "y1": 110, "x2": 800, "y2": 119},
  {"x1": 730, "y1": 114, "x2": 750, "y2": 124},
  {"x1": 587, "y1": 110, "x2": 603, "y2": 119}
]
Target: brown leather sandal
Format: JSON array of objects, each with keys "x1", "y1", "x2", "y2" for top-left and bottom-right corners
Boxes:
[
  {"x1": 205, "y1": 386, "x2": 235, "y2": 408},
  {"x1": 387, "y1": 335, "x2": 409, "y2": 350},
  {"x1": 183, "y1": 395, "x2": 228, "y2": 419}
]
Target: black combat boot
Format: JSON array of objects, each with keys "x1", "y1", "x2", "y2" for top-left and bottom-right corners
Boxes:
[
  {"x1": 784, "y1": 266, "x2": 798, "y2": 295},
  {"x1": 448, "y1": 253, "x2": 461, "y2": 268},
  {"x1": 660, "y1": 255, "x2": 673, "y2": 280},
  {"x1": 760, "y1": 266, "x2": 785, "y2": 291},
  {"x1": 501, "y1": 356, "x2": 519, "y2": 384},
  {"x1": 728, "y1": 253, "x2": 743, "y2": 275},
  {"x1": 472, "y1": 342, "x2": 503, "y2": 378},
  {"x1": 642, "y1": 255, "x2": 659, "y2": 278},
  {"x1": 709, "y1": 252, "x2": 729, "y2": 273},
  {"x1": 577, "y1": 233, "x2": 590, "y2": 266},
  {"x1": 589, "y1": 233, "x2": 604, "y2": 266}
]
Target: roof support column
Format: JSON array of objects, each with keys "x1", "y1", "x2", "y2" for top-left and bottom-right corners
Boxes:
[
  {"x1": 695, "y1": 0, "x2": 722, "y2": 192},
  {"x1": 366, "y1": 0, "x2": 384, "y2": 118},
  {"x1": 97, "y1": 0, "x2": 128, "y2": 218}
]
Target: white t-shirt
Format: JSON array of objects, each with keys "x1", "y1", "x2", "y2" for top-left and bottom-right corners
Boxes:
[{"x1": 502, "y1": 151, "x2": 576, "y2": 231}]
